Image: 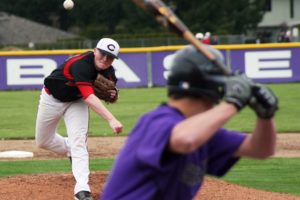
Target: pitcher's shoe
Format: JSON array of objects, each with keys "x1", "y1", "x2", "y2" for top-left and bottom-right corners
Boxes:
[{"x1": 74, "y1": 191, "x2": 93, "y2": 200}]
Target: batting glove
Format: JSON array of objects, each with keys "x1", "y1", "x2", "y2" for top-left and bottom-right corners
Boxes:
[
  {"x1": 224, "y1": 74, "x2": 253, "y2": 110},
  {"x1": 249, "y1": 84, "x2": 279, "y2": 119}
]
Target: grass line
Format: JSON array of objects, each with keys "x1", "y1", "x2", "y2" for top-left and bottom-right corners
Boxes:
[
  {"x1": 222, "y1": 157, "x2": 300, "y2": 195},
  {"x1": 0, "y1": 158, "x2": 114, "y2": 177}
]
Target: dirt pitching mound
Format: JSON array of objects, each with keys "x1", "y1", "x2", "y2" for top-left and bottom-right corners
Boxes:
[
  {"x1": 0, "y1": 172, "x2": 299, "y2": 200},
  {"x1": 1, "y1": 134, "x2": 300, "y2": 199}
]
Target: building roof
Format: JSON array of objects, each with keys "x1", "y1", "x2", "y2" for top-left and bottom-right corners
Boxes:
[
  {"x1": 0, "y1": 12, "x2": 78, "y2": 46},
  {"x1": 259, "y1": 20, "x2": 300, "y2": 28}
]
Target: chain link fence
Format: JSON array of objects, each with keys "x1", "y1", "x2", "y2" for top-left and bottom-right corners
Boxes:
[{"x1": 1, "y1": 34, "x2": 299, "y2": 50}]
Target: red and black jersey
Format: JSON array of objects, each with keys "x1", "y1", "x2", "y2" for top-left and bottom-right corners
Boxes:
[{"x1": 44, "y1": 51, "x2": 117, "y2": 102}]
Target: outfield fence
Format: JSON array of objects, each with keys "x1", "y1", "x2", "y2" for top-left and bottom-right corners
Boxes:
[{"x1": 0, "y1": 42, "x2": 300, "y2": 91}]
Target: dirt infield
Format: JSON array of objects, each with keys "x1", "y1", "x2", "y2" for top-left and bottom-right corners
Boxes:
[{"x1": 1, "y1": 134, "x2": 300, "y2": 200}]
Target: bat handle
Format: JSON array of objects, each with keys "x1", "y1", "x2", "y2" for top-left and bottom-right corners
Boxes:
[
  {"x1": 184, "y1": 31, "x2": 232, "y2": 75},
  {"x1": 211, "y1": 59, "x2": 232, "y2": 75},
  {"x1": 184, "y1": 31, "x2": 215, "y2": 60}
]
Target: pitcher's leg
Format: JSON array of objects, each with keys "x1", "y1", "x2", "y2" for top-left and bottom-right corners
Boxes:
[
  {"x1": 64, "y1": 100, "x2": 90, "y2": 194},
  {"x1": 35, "y1": 89, "x2": 70, "y2": 155}
]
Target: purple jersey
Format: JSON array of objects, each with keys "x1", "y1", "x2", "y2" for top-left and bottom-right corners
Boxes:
[{"x1": 101, "y1": 104, "x2": 246, "y2": 200}]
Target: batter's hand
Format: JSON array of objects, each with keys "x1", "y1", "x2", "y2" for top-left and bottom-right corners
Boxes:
[
  {"x1": 108, "y1": 118, "x2": 123, "y2": 134},
  {"x1": 249, "y1": 85, "x2": 279, "y2": 119},
  {"x1": 224, "y1": 74, "x2": 253, "y2": 110}
]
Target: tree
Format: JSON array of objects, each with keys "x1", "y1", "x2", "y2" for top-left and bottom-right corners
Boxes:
[
  {"x1": 0, "y1": 0, "x2": 267, "y2": 38},
  {"x1": 173, "y1": 0, "x2": 267, "y2": 35}
]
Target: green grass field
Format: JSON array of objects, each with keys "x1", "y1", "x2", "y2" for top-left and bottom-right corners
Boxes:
[
  {"x1": 0, "y1": 158, "x2": 114, "y2": 177},
  {"x1": 0, "y1": 83, "x2": 300, "y2": 139},
  {"x1": 223, "y1": 158, "x2": 300, "y2": 195},
  {"x1": 0, "y1": 87, "x2": 167, "y2": 139},
  {"x1": 0, "y1": 83, "x2": 300, "y2": 196}
]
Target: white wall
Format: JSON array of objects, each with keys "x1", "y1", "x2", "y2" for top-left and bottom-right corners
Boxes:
[
  {"x1": 295, "y1": 0, "x2": 300, "y2": 19},
  {"x1": 259, "y1": 0, "x2": 300, "y2": 26}
]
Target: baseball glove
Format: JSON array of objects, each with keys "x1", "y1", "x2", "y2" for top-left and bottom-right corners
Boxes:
[{"x1": 93, "y1": 74, "x2": 118, "y2": 103}]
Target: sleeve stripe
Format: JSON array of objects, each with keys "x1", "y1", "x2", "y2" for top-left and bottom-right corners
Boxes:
[
  {"x1": 63, "y1": 54, "x2": 89, "y2": 80},
  {"x1": 77, "y1": 85, "x2": 94, "y2": 99}
]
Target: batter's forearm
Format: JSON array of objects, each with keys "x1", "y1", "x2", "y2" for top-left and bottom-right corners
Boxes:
[
  {"x1": 251, "y1": 119, "x2": 277, "y2": 158},
  {"x1": 235, "y1": 119, "x2": 277, "y2": 158},
  {"x1": 169, "y1": 102, "x2": 237, "y2": 153}
]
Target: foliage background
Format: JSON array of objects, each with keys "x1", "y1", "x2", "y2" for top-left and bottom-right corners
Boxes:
[{"x1": 0, "y1": 0, "x2": 268, "y2": 39}]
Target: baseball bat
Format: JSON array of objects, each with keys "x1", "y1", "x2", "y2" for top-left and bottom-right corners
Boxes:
[{"x1": 131, "y1": 0, "x2": 231, "y2": 75}]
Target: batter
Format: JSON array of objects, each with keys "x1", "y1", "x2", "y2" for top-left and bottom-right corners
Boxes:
[{"x1": 101, "y1": 45, "x2": 278, "y2": 200}]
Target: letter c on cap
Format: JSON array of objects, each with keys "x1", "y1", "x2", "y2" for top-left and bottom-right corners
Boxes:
[{"x1": 107, "y1": 44, "x2": 115, "y2": 51}]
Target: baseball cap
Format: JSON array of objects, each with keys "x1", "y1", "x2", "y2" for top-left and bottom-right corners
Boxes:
[
  {"x1": 96, "y1": 38, "x2": 120, "y2": 59},
  {"x1": 195, "y1": 32, "x2": 204, "y2": 40}
]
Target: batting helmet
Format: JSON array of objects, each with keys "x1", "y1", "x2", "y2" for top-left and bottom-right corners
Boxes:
[{"x1": 167, "y1": 45, "x2": 230, "y2": 102}]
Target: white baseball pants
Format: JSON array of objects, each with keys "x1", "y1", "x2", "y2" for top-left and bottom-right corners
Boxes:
[{"x1": 35, "y1": 88, "x2": 91, "y2": 194}]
